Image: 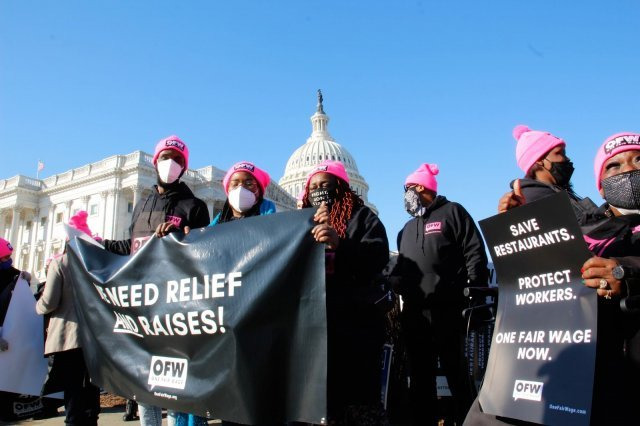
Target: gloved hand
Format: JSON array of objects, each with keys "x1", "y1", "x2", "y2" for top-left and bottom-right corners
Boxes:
[{"x1": 0, "y1": 337, "x2": 8, "y2": 352}]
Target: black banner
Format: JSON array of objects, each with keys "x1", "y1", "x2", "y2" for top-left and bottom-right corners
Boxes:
[
  {"x1": 66, "y1": 209, "x2": 327, "y2": 425},
  {"x1": 478, "y1": 192, "x2": 596, "y2": 425}
]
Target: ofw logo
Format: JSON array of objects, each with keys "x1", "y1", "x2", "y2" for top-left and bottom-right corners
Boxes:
[
  {"x1": 148, "y1": 356, "x2": 188, "y2": 390},
  {"x1": 513, "y1": 379, "x2": 543, "y2": 401}
]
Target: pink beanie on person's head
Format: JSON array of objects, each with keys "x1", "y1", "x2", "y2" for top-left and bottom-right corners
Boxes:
[
  {"x1": 68, "y1": 211, "x2": 93, "y2": 236},
  {"x1": 304, "y1": 160, "x2": 350, "y2": 190},
  {"x1": 0, "y1": 238, "x2": 13, "y2": 259},
  {"x1": 513, "y1": 125, "x2": 565, "y2": 174},
  {"x1": 405, "y1": 163, "x2": 439, "y2": 193},
  {"x1": 152, "y1": 135, "x2": 189, "y2": 170},
  {"x1": 594, "y1": 132, "x2": 640, "y2": 190},
  {"x1": 222, "y1": 161, "x2": 271, "y2": 195}
]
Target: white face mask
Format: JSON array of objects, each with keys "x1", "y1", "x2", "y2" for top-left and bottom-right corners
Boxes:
[
  {"x1": 228, "y1": 186, "x2": 257, "y2": 213},
  {"x1": 157, "y1": 159, "x2": 183, "y2": 184}
]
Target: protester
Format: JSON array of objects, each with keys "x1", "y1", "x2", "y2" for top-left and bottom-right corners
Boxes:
[
  {"x1": 174, "y1": 162, "x2": 273, "y2": 426},
  {"x1": 209, "y1": 161, "x2": 275, "y2": 225},
  {"x1": 302, "y1": 160, "x2": 390, "y2": 425},
  {"x1": 35, "y1": 211, "x2": 101, "y2": 426},
  {"x1": 579, "y1": 132, "x2": 640, "y2": 424},
  {"x1": 102, "y1": 135, "x2": 210, "y2": 426},
  {"x1": 498, "y1": 125, "x2": 596, "y2": 215},
  {"x1": 389, "y1": 163, "x2": 489, "y2": 425},
  {"x1": 0, "y1": 238, "x2": 20, "y2": 352}
]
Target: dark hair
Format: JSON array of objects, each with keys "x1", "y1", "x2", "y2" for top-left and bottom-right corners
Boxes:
[{"x1": 303, "y1": 178, "x2": 364, "y2": 238}]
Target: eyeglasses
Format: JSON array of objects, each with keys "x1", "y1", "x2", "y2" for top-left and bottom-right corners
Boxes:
[{"x1": 229, "y1": 179, "x2": 257, "y2": 190}]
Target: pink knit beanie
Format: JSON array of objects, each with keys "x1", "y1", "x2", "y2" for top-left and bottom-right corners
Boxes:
[
  {"x1": 152, "y1": 135, "x2": 189, "y2": 170},
  {"x1": 222, "y1": 161, "x2": 271, "y2": 195},
  {"x1": 305, "y1": 160, "x2": 350, "y2": 190},
  {"x1": 513, "y1": 125, "x2": 565, "y2": 174},
  {"x1": 0, "y1": 238, "x2": 13, "y2": 258},
  {"x1": 594, "y1": 132, "x2": 640, "y2": 190},
  {"x1": 69, "y1": 211, "x2": 93, "y2": 236},
  {"x1": 405, "y1": 163, "x2": 439, "y2": 193}
]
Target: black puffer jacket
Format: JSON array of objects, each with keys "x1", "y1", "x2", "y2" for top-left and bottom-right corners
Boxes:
[{"x1": 103, "y1": 182, "x2": 210, "y2": 255}]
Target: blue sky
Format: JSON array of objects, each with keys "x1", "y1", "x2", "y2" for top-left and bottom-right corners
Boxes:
[{"x1": 2, "y1": 1, "x2": 639, "y2": 249}]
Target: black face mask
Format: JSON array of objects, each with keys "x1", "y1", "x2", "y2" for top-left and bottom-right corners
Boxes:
[
  {"x1": 548, "y1": 160, "x2": 574, "y2": 188},
  {"x1": 601, "y1": 169, "x2": 640, "y2": 210},
  {"x1": 404, "y1": 188, "x2": 425, "y2": 217},
  {"x1": 308, "y1": 188, "x2": 337, "y2": 207}
]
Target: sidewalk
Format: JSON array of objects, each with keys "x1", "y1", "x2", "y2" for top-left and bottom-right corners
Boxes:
[{"x1": 3, "y1": 406, "x2": 221, "y2": 425}]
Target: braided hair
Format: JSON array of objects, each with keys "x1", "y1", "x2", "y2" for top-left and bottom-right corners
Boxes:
[{"x1": 303, "y1": 177, "x2": 364, "y2": 238}]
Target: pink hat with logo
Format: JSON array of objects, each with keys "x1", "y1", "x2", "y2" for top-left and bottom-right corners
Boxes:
[
  {"x1": 0, "y1": 238, "x2": 13, "y2": 258},
  {"x1": 222, "y1": 161, "x2": 271, "y2": 195},
  {"x1": 594, "y1": 132, "x2": 640, "y2": 190},
  {"x1": 405, "y1": 163, "x2": 439, "y2": 193},
  {"x1": 305, "y1": 160, "x2": 350, "y2": 190},
  {"x1": 513, "y1": 125, "x2": 565, "y2": 174},
  {"x1": 69, "y1": 211, "x2": 93, "y2": 236},
  {"x1": 152, "y1": 135, "x2": 189, "y2": 170}
]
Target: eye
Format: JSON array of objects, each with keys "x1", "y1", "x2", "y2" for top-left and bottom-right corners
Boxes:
[{"x1": 605, "y1": 162, "x2": 620, "y2": 171}]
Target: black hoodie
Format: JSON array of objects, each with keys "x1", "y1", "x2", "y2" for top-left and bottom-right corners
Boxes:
[
  {"x1": 103, "y1": 182, "x2": 210, "y2": 256},
  {"x1": 393, "y1": 195, "x2": 489, "y2": 311}
]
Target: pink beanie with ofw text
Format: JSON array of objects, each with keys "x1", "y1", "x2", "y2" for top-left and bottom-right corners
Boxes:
[
  {"x1": 594, "y1": 132, "x2": 640, "y2": 190},
  {"x1": 152, "y1": 135, "x2": 189, "y2": 170},
  {"x1": 222, "y1": 161, "x2": 271, "y2": 195}
]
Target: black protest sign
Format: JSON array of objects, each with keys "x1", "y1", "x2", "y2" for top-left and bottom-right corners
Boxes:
[
  {"x1": 478, "y1": 192, "x2": 595, "y2": 425},
  {"x1": 66, "y1": 209, "x2": 327, "y2": 425}
]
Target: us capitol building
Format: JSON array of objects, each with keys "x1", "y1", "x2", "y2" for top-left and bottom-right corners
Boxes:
[{"x1": 0, "y1": 92, "x2": 374, "y2": 280}]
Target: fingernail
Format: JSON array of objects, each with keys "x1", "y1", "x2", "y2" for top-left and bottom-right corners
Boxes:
[
  {"x1": 580, "y1": 267, "x2": 585, "y2": 273},
  {"x1": 581, "y1": 279, "x2": 585, "y2": 285}
]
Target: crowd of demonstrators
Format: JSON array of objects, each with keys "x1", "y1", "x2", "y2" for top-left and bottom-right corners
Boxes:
[
  {"x1": 36, "y1": 211, "x2": 102, "y2": 426},
  {"x1": 5, "y1": 127, "x2": 640, "y2": 426},
  {"x1": 389, "y1": 163, "x2": 489, "y2": 426},
  {"x1": 302, "y1": 160, "x2": 390, "y2": 425},
  {"x1": 102, "y1": 135, "x2": 210, "y2": 426}
]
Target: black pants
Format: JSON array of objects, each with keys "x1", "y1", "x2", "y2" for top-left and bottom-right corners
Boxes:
[{"x1": 54, "y1": 348, "x2": 101, "y2": 426}]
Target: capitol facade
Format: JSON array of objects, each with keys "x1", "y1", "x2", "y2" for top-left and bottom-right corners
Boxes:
[
  {"x1": 279, "y1": 91, "x2": 376, "y2": 213},
  {"x1": 1, "y1": 92, "x2": 374, "y2": 281},
  {"x1": 0, "y1": 151, "x2": 295, "y2": 281}
]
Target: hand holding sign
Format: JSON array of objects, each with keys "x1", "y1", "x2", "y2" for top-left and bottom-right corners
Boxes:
[
  {"x1": 498, "y1": 179, "x2": 526, "y2": 213},
  {"x1": 312, "y1": 202, "x2": 340, "y2": 249},
  {"x1": 581, "y1": 256, "x2": 623, "y2": 298}
]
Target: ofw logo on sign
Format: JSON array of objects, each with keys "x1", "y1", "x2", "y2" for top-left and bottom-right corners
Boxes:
[
  {"x1": 512, "y1": 379, "x2": 543, "y2": 401},
  {"x1": 148, "y1": 356, "x2": 188, "y2": 390}
]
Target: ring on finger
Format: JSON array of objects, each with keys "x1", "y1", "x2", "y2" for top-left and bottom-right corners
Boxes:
[{"x1": 599, "y1": 279, "x2": 608, "y2": 289}]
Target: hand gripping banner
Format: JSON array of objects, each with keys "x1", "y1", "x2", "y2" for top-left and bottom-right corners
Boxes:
[{"x1": 65, "y1": 209, "x2": 327, "y2": 424}]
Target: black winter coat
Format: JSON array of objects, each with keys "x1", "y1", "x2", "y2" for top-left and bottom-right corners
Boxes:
[{"x1": 325, "y1": 204, "x2": 389, "y2": 417}]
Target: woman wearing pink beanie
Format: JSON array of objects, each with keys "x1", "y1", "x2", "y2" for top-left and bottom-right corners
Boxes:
[
  {"x1": 209, "y1": 161, "x2": 276, "y2": 225},
  {"x1": 498, "y1": 124, "x2": 596, "y2": 217},
  {"x1": 301, "y1": 160, "x2": 390, "y2": 424}
]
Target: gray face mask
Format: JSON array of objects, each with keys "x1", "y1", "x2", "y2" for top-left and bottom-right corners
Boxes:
[
  {"x1": 601, "y1": 169, "x2": 640, "y2": 210},
  {"x1": 404, "y1": 188, "x2": 426, "y2": 217}
]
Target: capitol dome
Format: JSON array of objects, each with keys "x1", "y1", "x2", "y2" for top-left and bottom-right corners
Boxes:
[{"x1": 279, "y1": 91, "x2": 376, "y2": 213}]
